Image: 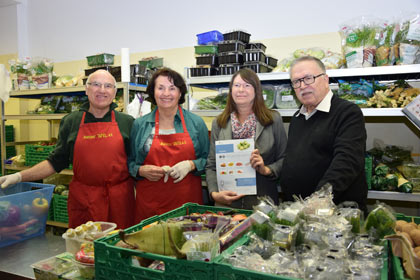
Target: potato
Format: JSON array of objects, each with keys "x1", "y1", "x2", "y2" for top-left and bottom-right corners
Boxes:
[
  {"x1": 416, "y1": 251, "x2": 420, "y2": 259},
  {"x1": 396, "y1": 220, "x2": 408, "y2": 232},
  {"x1": 402, "y1": 223, "x2": 417, "y2": 234},
  {"x1": 414, "y1": 246, "x2": 420, "y2": 254},
  {"x1": 410, "y1": 229, "x2": 420, "y2": 247},
  {"x1": 401, "y1": 232, "x2": 415, "y2": 247}
]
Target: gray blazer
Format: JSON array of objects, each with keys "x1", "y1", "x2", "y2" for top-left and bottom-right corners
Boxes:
[{"x1": 205, "y1": 111, "x2": 287, "y2": 209}]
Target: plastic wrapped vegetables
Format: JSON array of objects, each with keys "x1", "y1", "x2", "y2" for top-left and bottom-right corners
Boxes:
[
  {"x1": 339, "y1": 16, "x2": 381, "y2": 68},
  {"x1": 194, "y1": 92, "x2": 227, "y2": 110},
  {"x1": 364, "y1": 203, "x2": 396, "y2": 239},
  {"x1": 375, "y1": 21, "x2": 394, "y2": 66},
  {"x1": 393, "y1": 13, "x2": 420, "y2": 65}
]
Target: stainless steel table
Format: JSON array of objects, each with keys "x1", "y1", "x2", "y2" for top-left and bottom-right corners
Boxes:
[{"x1": 0, "y1": 227, "x2": 66, "y2": 280}]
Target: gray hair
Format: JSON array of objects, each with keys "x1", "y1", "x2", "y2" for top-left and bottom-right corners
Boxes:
[{"x1": 289, "y1": 56, "x2": 326, "y2": 77}]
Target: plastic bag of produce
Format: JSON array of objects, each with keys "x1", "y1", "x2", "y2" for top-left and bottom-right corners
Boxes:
[
  {"x1": 275, "y1": 84, "x2": 299, "y2": 109},
  {"x1": 375, "y1": 20, "x2": 394, "y2": 66},
  {"x1": 193, "y1": 91, "x2": 227, "y2": 111},
  {"x1": 321, "y1": 51, "x2": 345, "y2": 69},
  {"x1": 262, "y1": 85, "x2": 276, "y2": 109},
  {"x1": 339, "y1": 16, "x2": 380, "y2": 68},
  {"x1": 55, "y1": 75, "x2": 74, "y2": 87},
  {"x1": 363, "y1": 202, "x2": 396, "y2": 240},
  {"x1": 394, "y1": 13, "x2": 420, "y2": 65},
  {"x1": 293, "y1": 47, "x2": 326, "y2": 60},
  {"x1": 272, "y1": 57, "x2": 293, "y2": 72},
  {"x1": 56, "y1": 96, "x2": 79, "y2": 113}
]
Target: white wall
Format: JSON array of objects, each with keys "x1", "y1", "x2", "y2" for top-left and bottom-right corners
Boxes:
[
  {"x1": 0, "y1": 3, "x2": 17, "y2": 54},
  {"x1": 1, "y1": 0, "x2": 419, "y2": 61}
]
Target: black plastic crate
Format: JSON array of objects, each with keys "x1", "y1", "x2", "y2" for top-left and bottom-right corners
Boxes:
[
  {"x1": 266, "y1": 56, "x2": 278, "y2": 67},
  {"x1": 218, "y1": 52, "x2": 244, "y2": 64},
  {"x1": 244, "y1": 50, "x2": 266, "y2": 63},
  {"x1": 245, "y1": 42, "x2": 266, "y2": 52},
  {"x1": 196, "y1": 55, "x2": 218, "y2": 66},
  {"x1": 189, "y1": 67, "x2": 219, "y2": 77},
  {"x1": 223, "y1": 31, "x2": 251, "y2": 43},
  {"x1": 84, "y1": 66, "x2": 112, "y2": 77},
  {"x1": 243, "y1": 62, "x2": 273, "y2": 73},
  {"x1": 84, "y1": 66, "x2": 121, "y2": 81},
  {"x1": 218, "y1": 64, "x2": 242, "y2": 75},
  {"x1": 130, "y1": 76, "x2": 148, "y2": 85},
  {"x1": 217, "y1": 40, "x2": 246, "y2": 53}
]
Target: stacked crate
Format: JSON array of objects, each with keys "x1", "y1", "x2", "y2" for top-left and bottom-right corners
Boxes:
[
  {"x1": 190, "y1": 30, "x2": 223, "y2": 77},
  {"x1": 5, "y1": 125, "x2": 16, "y2": 159},
  {"x1": 191, "y1": 30, "x2": 278, "y2": 77}
]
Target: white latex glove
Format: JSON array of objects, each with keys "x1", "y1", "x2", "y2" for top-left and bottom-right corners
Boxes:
[
  {"x1": 161, "y1": 165, "x2": 171, "y2": 183},
  {"x1": 0, "y1": 172, "x2": 22, "y2": 189},
  {"x1": 169, "y1": 160, "x2": 193, "y2": 183}
]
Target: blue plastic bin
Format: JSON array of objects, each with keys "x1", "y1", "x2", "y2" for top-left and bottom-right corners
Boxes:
[
  {"x1": 0, "y1": 182, "x2": 55, "y2": 248},
  {"x1": 196, "y1": 30, "x2": 223, "y2": 45}
]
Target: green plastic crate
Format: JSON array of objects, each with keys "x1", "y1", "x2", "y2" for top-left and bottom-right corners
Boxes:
[
  {"x1": 391, "y1": 249, "x2": 410, "y2": 280},
  {"x1": 25, "y1": 144, "x2": 55, "y2": 166},
  {"x1": 47, "y1": 197, "x2": 54, "y2": 221},
  {"x1": 5, "y1": 125, "x2": 14, "y2": 142},
  {"x1": 86, "y1": 53, "x2": 114, "y2": 66},
  {"x1": 365, "y1": 155, "x2": 373, "y2": 190},
  {"x1": 391, "y1": 213, "x2": 420, "y2": 280},
  {"x1": 94, "y1": 203, "x2": 252, "y2": 280},
  {"x1": 194, "y1": 45, "x2": 218, "y2": 55},
  {"x1": 53, "y1": 194, "x2": 68, "y2": 223},
  {"x1": 139, "y1": 57, "x2": 163, "y2": 69},
  {"x1": 214, "y1": 233, "x2": 389, "y2": 280}
]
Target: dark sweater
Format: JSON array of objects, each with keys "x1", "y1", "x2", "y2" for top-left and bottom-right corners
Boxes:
[{"x1": 280, "y1": 94, "x2": 368, "y2": 212}]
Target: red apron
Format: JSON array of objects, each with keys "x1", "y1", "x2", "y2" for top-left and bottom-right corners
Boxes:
[
  {"x1": 68, "y1": 111, "x2": 135, "y2": 229},
  {"x1": 135, "y1": 107, "x2": 202, "y2": 222}
]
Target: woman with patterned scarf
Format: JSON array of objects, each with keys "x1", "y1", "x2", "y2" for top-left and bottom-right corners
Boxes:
[{"x1": 205, "y1": 68, "x2": 287, "y2": 209}]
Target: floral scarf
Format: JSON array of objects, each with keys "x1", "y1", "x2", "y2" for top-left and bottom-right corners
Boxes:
[{"x1": 231, "y1": 112, "x2": 257, "y2": 139}]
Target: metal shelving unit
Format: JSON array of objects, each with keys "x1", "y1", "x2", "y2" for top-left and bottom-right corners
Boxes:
[
  {"x1": 0, "y1": 82, "x2": 146, "y2": 175},
  {"x1": 187, "y1": 64, "x2": 420, "y2": 204}
]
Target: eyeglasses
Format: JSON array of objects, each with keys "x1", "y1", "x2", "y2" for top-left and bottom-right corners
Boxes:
[
  {"x1": 291, "y1": 73, "x2": 325, "y2": 89},
  {"x1": 87, "y1": 81, "x2": 116, "y2": 90},
  {"x1": 233, "y1": 83, "x2": 253, "y2": 89}
]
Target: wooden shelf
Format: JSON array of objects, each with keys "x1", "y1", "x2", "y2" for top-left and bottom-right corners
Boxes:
[
  {"x1": 5, "y1": 164, "x2": 73, "y2": 175},
  {"x1": 46, "y1": 220, "x2": 68, "y2": 228}
]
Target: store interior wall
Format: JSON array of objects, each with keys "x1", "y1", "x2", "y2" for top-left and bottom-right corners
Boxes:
[{"x1": 0, "y1": 1, "x2": 420, "y2": 213}]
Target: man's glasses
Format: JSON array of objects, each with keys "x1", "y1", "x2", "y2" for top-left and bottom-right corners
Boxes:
[
  {"x1": 87, "y1": 81, "x2": 116, "y2": 90},
  {"x1": 291, "y1": 73, "x2": 325, "y2": 89}
]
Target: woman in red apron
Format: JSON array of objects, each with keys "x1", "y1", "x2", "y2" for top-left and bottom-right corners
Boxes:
[
  {"x1": 131, "y1": 68, "x2": 209, "y2": 222},
  {"x1": 68, "y1": 110, "x2": 135, "y2": 229},
  {"x1": 135, "y1": 107, "x2": 202, "y2": 221}
]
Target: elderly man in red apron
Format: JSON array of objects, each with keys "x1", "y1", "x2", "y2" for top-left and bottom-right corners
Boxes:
[{"x1": 0, "y1": 70, "x2": 135, "y2": 229}]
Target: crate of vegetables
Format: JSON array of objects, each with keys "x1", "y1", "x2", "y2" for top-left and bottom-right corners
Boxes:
[
  {"x1": 25, "y1": 143, "x2": 56, "y2": 166},
  {"x1": 94, "y1": 203, "x2": 252, "y2": 280},
  {"x1": 387, "y1": 213, "x2": 420, "y2": 280},
  {"x1": 0, "y1": 182, "x2": 54, "y2": 248},
  {"x1": 86, "y1": 53, "x2": 114, "y2": 67},
  {"x1": 213, "y1": 232, "x2": 389, "y2": 280}
]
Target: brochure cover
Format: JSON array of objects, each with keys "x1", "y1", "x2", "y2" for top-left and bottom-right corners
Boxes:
[
  {"x1": 402, "y1": 94, "x2": 420, "y2": 130},
  {"x1": 215, "y1": 138, "x2": 257, "y2": 195}
]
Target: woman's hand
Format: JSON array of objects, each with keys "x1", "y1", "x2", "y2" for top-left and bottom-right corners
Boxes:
[
  {"x1": 250, "y1": 149, "x2": 272, "y2": 176},
  {"x1": 139, "y1": 165, "x2": 166, "y2": 181},
  {"x1": 211, "y1": 191, "x2": 244, "y2": 205}
]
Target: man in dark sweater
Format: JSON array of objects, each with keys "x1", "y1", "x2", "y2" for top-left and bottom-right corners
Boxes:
[{"x1": 280, "y1": 56, "x2": 368, "y2": 213}]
